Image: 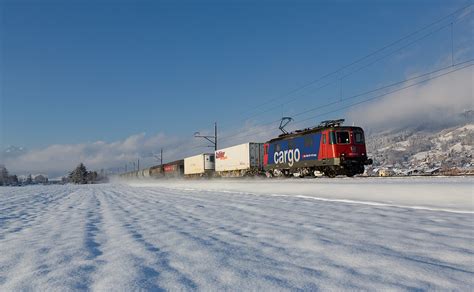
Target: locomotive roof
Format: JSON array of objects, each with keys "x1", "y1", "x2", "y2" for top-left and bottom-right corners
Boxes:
[{"x1": 267, "y1": 125, "x2": 363, "y2": 143}]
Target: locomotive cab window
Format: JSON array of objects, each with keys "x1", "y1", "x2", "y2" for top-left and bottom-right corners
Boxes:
[
  {"x1": 354, "y1": 131, "x2": 365, "y2": 144},
  {"x1": 209, "y1": 156, "x2": 215, "y2": 162},
  {"x1": 322, "y1": 134, "x2": 326, "y2": 144},
  {"x1": 336, "y1": 131, "x2": 350, "y2": 144},
  {"x1": 329, "y1": 132, "x2": 336, "y2": 144}
]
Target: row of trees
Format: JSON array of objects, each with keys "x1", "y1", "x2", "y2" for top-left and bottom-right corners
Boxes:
[
  {"x1": 0, "y1": 163, "x2": 106, "y2": 186},
  {"x1": 0, "y1": 163, "x2": 107, "y2": 186},
  {"x1": 0, "y1": 166, "x2": 19, "y2": 186},
  {"x1": 68, "y1": 163, "x2": 105, "y2": 184}
]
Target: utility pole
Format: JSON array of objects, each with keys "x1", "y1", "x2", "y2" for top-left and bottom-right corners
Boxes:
[
  {"x1": 151, "y1": 148, "x2": 164, "y2": 173},
  {"x1": 194, "y1": 122, "x2": 217, "y2": 151},
  {"x1": 153, "y1": 148, "x2": 163, "y2": 168},
  {"x1": 214, "y1": 122, "x2": 217, "y2": 151},
  {"x1": 137, "y1": 159, "x2": 140, "y2": 171}
]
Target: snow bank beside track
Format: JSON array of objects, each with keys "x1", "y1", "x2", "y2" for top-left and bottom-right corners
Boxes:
[{"x1": 128, "y1": 176, "x2": 474, "y2": 213}]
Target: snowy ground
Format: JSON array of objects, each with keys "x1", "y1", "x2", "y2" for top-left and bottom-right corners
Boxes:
[{"x1": 0, "y1": 177, "x2": 473, "y2": 291}]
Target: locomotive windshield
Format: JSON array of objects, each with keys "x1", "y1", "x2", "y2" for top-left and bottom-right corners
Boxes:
[
  {"x1": 336, "y1": 131, "x2": 350, "y2": 144},
  {"x1": 354, "y1": 131, "x2": 365, "y2": 144}
]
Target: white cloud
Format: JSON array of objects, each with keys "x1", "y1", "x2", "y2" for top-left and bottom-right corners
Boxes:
[
  {"x1": 1, "y1": 121, "x2": 281, "y2": 178},
  {"x1": 346, "y1": 64, "x2": 473, "y2": 132},
  {"x1": 1, "y1": 133, "x2": 194, "y2": 177}
]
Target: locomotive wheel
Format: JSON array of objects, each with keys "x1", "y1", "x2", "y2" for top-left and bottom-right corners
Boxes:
[{"x1": 324, "y1": 169, "x2": 336, "y2": 178}]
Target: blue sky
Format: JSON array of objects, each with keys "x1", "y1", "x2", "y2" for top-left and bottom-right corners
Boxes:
[{"x1": 1, "y1": 0, "x2": 472, "y2": 175}]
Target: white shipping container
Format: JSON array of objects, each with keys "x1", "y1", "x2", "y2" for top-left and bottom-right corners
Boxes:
[
  {"x1": 215, "y1": 142, "x2": 264, "y2": 173},
  {"x1": 184, "y1": 153, "x2": 215, "y2": 175}
]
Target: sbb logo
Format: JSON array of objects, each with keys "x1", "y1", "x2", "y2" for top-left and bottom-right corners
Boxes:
[{"x1": 274, "y1": 148, "x2": 301, "y2": 167}]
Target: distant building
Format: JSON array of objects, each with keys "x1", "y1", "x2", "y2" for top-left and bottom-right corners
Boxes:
[
  {"x1": 378, "y1": 169, "x2": 393, "y2": 177},
  {"x1": 33, "y1": 174, "x2": 48, "y2": 184}
]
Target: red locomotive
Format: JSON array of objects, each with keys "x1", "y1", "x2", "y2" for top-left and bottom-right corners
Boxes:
[{"x1": 263, "y1": 119, "x2": 372, "y2": 177}]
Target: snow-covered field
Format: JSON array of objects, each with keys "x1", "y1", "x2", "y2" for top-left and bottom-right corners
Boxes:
[{"x1": 1, "y1": 177, "x2": 473, "y2": 290}]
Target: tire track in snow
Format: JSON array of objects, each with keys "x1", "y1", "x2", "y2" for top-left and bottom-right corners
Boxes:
[
  {"x1": 0, "y1": 187, "x2": 100, "y2": 290},
  {"x1": 142, "y1": 185, "x2": 474, "y2": 254},
  {"x1": 122, "y1": 184, "x2": 474, "y2": 290},
  {"x1": 101, "y1": 189, "x2": 200, "y2": 290},
  {"x1": 1, "y1": 183, "x2": 473, "y2": 290},
  {"x1": 110, "y1": 186, "x2": 328, "y2": 289},
  {"x1": 84, "y1": 197, "x2": 104, "y2": 260},
  {"x1": 107, "y1": 188, "x2": 264, "y2": 289},
  {"x1": 90, "y1": 188, "x2": 168, "y2": 291},
  {"x1": 64, "y1": 188, "x2": 107, "y2": 290},
  {"x1": 0, "y1": 187, "x2": 75, "y2": 240}
]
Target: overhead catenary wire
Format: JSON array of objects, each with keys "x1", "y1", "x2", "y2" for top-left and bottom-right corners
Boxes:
[
  {"x1": 451, "y1": 22, "x2": 455, "y2": 66},
  {"x1": 234, "y1": 4, "x2": 472, "y2": 119},
  {"x1": 236, "y1": 20, "x2": 459, "y2": 124},
  {"x1": 291, "y1": 58, "x2": 474, "y2": 119},
  {"x1": 223, "y1": 66, "x2": 473, "y2": 144},
  {"x1": 129, "y1": 55, "x2": 472, "y2": 171},
  {"x1": 219, "y1": 60, "x2": 473, "y2": 143},
  {"x1": 222, "y1": 7, "x2": 474, "y2": 132},
  {"x1": 119, "y1": 5, "x2": 473, "y2": 171},
  {"x1": 218, "y1": 59, "x2": 473, "y2": 142},
  {"x1": 294, "y1": 62, "x2": 473, "y2": 126},
  {"x1": 216, "y1": 9, "x2": 473, "y2": 143}
]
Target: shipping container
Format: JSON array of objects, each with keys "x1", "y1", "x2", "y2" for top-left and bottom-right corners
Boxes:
[
  {"x1": 215, "y1": 142, "x2": 264, "y2": 176},
  {"x1": 184, "y1": 153, "x2": 215, "y2": 176},
  {"x1": 142, "y1": 169, "x2": 151, "y2": 178},
  {"x1": 149, "y1": 165, "x2": 163, "y2": 177},
  {"x1": 163, "y1": 159, "x2": 184, "y2": 177}
]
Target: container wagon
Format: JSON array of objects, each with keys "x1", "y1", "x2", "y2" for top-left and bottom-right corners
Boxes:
[
  {"x1": 184, "y1": 153, "x2": 215, "y2": 177},
  {"x1": 163, "y1": 159, "x2": 184, "y2": 177},
  {"x1": 149, "y1": 165, "x2": 163, "y2": 177},
  {"x1": 215, "y1": 142, "x2": 264, "y2": 177},
  {"x1": 141, "y1": 168, "x2": 151, "y2": 178}
]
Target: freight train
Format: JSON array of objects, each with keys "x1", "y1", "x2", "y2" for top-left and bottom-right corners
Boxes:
[{"x1": 119, "y1": 119, "x2": 372, "y2": 179}]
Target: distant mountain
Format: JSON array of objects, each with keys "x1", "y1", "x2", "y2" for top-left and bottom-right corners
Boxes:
[
  {"x1": 2, "y1": 146, "x2": 27, "y2": 158},
  {"x1": 366, "y1": 121, "x2": 473, "y2": 173}
]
